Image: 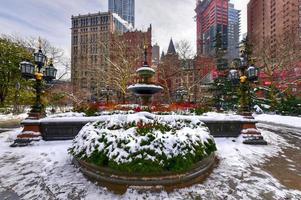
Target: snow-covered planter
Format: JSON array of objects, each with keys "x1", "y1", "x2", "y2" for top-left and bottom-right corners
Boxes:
[{"x1": 69, "y1": 112, "x2": 217, "y2": 174}]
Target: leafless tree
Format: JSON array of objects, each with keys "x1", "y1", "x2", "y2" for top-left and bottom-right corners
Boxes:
[
  {"x1": 175, "y1": 39, "x2": 194, "y2": 60},
  {"x1": 255, "y1": 29, "x2": 301, "y2": 107},
  {"x1": 99, "y1": 32, "x2": 144, "y2": 103}
]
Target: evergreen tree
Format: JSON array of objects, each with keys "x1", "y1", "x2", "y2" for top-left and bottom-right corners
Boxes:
[
  {"x1": 0, "y1": 37, "x2": 32, "y2": 107},
  {"x1": 211, "y1": 31, "x2": 238, "y2": 111}
]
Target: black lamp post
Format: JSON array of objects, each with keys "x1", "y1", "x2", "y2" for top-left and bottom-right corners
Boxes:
[
  {"x1": 176, "y1": 86, "x2": 188, "y2": 103},
  {"x1": 19, "y1": 40, "x2": 57, "y2": 119},
  {"x1": 229, "y1": 51, "x2": 259, "y2": 115},
  {"x1": 100, "y1": 86, "x2": 113, "y2": 104}
]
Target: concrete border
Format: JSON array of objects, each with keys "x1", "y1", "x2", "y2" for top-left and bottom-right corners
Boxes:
[{"x1": 72, "y1": 153, "x2": 217, "y2": 192}]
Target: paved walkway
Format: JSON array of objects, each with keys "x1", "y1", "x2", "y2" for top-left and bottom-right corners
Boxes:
[
  {"x1": 257, "y1": 123, "x2": 301, "y2": 191},
  {"x1": 0, "y1": 125, "x2": 300, "y2": 199}
]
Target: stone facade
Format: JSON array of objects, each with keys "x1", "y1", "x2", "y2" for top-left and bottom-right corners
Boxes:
[
  {"x1": 71, "y1": 12, "x2": 115, "y2": 100},
  {"x1": 71, "y1": 12, "x2": 152, "y2": 102},
  {"x1": 248, "y1": 0, "x2": 301, "y2": 56},
  {"x1": 158, "y1": 39, "x2": 215, "y2": 103}
]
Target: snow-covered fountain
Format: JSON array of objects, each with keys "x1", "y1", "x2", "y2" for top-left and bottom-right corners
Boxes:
[
  {"x1": 68, "y1": 46, "x2": 218, "y2": 193},
  {"x1": 128, "y1": 47, "x2": 163, "y2": 105}
]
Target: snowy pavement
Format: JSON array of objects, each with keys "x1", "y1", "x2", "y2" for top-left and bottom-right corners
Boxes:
[
  {"x1": 254, "y1": 114, "x2": 301, "y2": 130},
  {"x1": 0, "y1": 128, "x2": 301, "y2": 199}
]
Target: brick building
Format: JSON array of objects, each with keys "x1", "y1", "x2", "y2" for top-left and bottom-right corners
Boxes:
[
  {"x1": 71, "y1": 12, "x2": 152, "y2": 102},
  {"x1": 248, "y1": 0, "x2": 301, "y2": 56},
  {"x1": 248, "y1": 0, "x2": 301, "y2": 96},
  {"x1": 158, "y1": 39, "x2": 216, "y2": 103}
]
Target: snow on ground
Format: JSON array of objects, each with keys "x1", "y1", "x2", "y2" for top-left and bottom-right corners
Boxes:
[
  {"x1": 0, "y1": 113, "x2": 28, "y2": 122},
  {"x1": 47, "y1": 112, "x2": 86, "y2": 118},
  {"x1": 0, "y1": 129, "x2": 300, "y2": 199},
  {"x1": 254, "y1": 114, "x2": 301, "y2": 129}
]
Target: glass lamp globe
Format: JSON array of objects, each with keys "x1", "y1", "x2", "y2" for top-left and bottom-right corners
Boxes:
[
  {"x1": 44, "y1": 60, "x2": 57, "y2": 82},
  {"x1": 20, "y1": 61, "x2": 35, "y2": 79},
  {"x1": 34, "y1": 49, "x2": 47, "y2": 66},
  {"x1": 229, "y1": 69, "x2": 240, "y2": 85},
  {"x1": 247, "y1": 65, "x2": 258, "y2": 81}
]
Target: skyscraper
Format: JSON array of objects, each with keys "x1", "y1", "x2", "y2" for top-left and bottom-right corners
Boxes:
[
  {"x1": 195, "y1": 0, "x2": 229, "y2": 56},
  {"x1": 248, "y1": 0, "x2": 300, "y2": 57},
  {"x1": 152, "y1": 43, "x2": 160, "y2": 66},
  {"x1": 108, "y1": 0, "x2": 135, "y2": 33},
  {"x1": 227, "y1": 3, "x2": 240, "y2": 60}
]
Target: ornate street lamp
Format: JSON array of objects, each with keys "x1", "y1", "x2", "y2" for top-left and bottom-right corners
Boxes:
[
  {"x1": 229, "y1": 50, "x2": 259, "y2": 115},
  {"x1": 11, "y1": 38, "x2": 58, "y2": 147},
  {"x1": 34, "y1": 46, "x2": 47, "y2": 68},
  {"x1": 227, "y1": 51, "x2": 267, "y2": 145},
  {"x1": 247, "y1": 65, "x2": 259, "y2": 82},
  {"x1": 176, "y1": 86, "x2": 188, "y2": 102},
  {"x1": 20, "y1": 39, "x2": 57, "y2": 118}
]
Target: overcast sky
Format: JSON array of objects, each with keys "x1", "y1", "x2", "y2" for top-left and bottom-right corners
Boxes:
[{"x1": 0, "y1": 0, "x2": 249, "y2": 58}]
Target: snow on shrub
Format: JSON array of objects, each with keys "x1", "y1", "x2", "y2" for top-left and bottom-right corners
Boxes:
[{"x1": 69, "y1": 112, "x2": 217, "y2": 173}]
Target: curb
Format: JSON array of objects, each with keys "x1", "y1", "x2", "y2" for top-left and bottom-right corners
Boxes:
[{"x1": 72, "y1": 153, "x2": 217, "y2": 193}]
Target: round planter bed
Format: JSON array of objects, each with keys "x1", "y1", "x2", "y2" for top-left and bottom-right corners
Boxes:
[{"x1": 69, "y1": 112, "x2": 218, "y2": 193}]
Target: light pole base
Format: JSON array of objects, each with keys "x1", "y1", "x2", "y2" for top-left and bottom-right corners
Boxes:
[
  {"x1": 240, "y1": 115, "x2": 268, "y2": 145},
  {"x1": 10, "y1": 113, "x2": 44, "y2": 147},
  {"x1": 241, "y1": 126, "x2": 267, "y2": 145}
]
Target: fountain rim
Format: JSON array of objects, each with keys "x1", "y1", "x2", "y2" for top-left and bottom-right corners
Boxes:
[
  {"x1": 128, "y1": 83, "x2": 164, "y2": 90},
  {"x1": 136, "y1": 66, "x2": 156, "y2": 73}
]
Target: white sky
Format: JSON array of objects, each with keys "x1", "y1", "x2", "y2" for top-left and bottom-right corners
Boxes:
[{"x1": 0, "y1": 0, "x2": 249, "y2": 57}]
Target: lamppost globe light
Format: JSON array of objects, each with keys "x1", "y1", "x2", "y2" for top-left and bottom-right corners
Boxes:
[
  {"x1": 20, "y1": 61, "x2": 35, "y2": 79},
  {"x1": 229, "y1": 69, "x2": 239, "y2": 85},
  {"x1": 44, "y1": 59, "x2": 58, "y2": 82},
  {"x1": 239, "y1": 57, "x2": 248, "y2": 69},
  {"x1": 247, "y1": 65, "x2": 258, "y2": 81},
  {"x1": 34, "y1": 48, "x2": 47, "y2": 67}
]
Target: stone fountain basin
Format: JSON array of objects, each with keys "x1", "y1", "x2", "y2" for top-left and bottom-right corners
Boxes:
[{"x1": 128, "y1": 84, "x2": 163, "y2": 96}]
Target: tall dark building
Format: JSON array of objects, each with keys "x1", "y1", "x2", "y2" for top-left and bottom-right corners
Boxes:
[
  {"x1": 227, "y1": 3, "x2": 240, "y2": 60},
  {"x1": 152, "y1": 43, "x2": 160, "y2": 66},
  {"x1": 195, "y1": 0, "x2": 229, "y2": 56},
  {"x1": 108, "y1": 0, "x2": 135, "y2": 33}
]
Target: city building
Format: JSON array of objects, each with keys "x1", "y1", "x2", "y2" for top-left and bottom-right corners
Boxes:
[
  {"x1": 108, "y1": 0, "x2": 135, "y2": 33},
  {"x1": 71, "y1": 12, "x2": 115, "y2": 100},
  {"x1": 195, "y1": 0, "x2": 229, "y2": 56},
  {"x1": 71, "y1": 11, "x2": 151, "y2": 102},
  {"x1": 227, "y1": 3, "x2": 240, "y2": 60},
  {"x1": 248, "y1": 0, "x2": 300, "y2": 56},
  {"x1": 152, "y1": 43, "x2": 160, "y2": 66},
  {"x1": 248, "y1": 0, "x2": 301, "y2": 96},
  {"x1": 158, "y1": 39, "x2": 215, "y2": 103}
]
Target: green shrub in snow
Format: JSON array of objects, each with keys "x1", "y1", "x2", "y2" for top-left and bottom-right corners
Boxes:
[{"x1": 69, "y1": 113, "x2": 217, "y2": 174}]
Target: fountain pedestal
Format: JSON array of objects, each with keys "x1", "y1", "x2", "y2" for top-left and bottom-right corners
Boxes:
[{"x1": 128, "y1": 48, "x2": 163, "y2": 106}]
